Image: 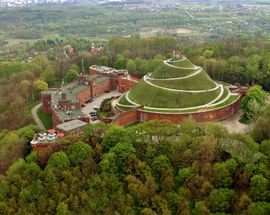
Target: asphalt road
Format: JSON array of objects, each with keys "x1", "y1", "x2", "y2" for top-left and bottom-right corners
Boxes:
[
  {"x1": 31, "y1": 103, "x2": 46, "y2": 130},
  {"x1": 82, "y1": 90, "x2": 122, "y2": 122}
]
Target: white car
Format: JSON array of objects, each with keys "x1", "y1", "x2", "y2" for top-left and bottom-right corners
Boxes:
[{"x1": 93, "y1": 106, "x2": 99, "y2": 110}]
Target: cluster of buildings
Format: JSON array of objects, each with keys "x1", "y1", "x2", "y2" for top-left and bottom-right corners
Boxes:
[
  {"x1": 41, "y1": 64, "x2": 137, "y2": 128},
  {"x1": 0, "y1": 0, "x2": 97, "y2": 7},
  {"x1": 32, "y1": 64, "x2": 137, "y2": 151},
  {"x1": 32, "y1": 56, "x2": 249, "y2": 153},
  {"x1": 104, "y1": 0, "x2": 180, "y2": 12}
]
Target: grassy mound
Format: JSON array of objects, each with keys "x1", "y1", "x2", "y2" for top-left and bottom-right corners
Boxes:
[
  {"x1": 116, "y1": 57, "x2": 238, "y2": 113},
  {"x1": 170, "y1": 58, "x2": 196, "y2": 68},
  {"x1": 150, "y1": 70, "x2": 216, "y2": 90},
  {"x1": 150, "y1": 58, "x2": 197, "y2": 79},
  {"x1": 128, "y1": 80, "x2": 221, "y2": 108},
  {"x1": 150, "y1": 64, "x2": 196, "y2": 79}
]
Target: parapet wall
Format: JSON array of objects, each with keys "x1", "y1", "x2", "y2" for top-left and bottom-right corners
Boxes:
[
  {"x1": 92, "y1": 79, "x2": 112, "y2": 97},
  {"x1": 76, "y1": 87, "x2": 91, "y2": 104},
  {"x1": 118, "y1": 78, "x2": 138, "y2": 93},
  {"x1": 110, "y1": 98, "x2": 241, "y2": 126},
  {"x1": 42, "y1": 94, "x2": 52, "y2": 114},
  {"x1": 110, "y1": 106, "x2": 142, "y2": 126}
]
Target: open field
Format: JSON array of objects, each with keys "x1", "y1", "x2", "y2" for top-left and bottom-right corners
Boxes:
[
  {"x1": 0, "y1": 1, "x2": 270, "y2": 49},
  {"x1": 140, "y1": 27, "x2": 195, "y2": 38}
]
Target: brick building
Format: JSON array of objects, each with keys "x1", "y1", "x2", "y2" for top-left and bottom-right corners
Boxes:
[{"x1": 41, "y1": 65, "x2": 137, "y2": 128}]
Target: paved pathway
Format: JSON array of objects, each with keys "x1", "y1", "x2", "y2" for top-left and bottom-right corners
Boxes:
[
  {"x1": 144, "y1": 73, "x2": 219, "y2": 92},
  {"x1": 147, "y1": 67, "x2": 202, "y2": 81},
  {"x1": 82, "y1": 91, "x2": 122, "y2": 121},
  {"x1": 215, "y1": 110, "x2": 253, "y2": 134},
  {"x1": 31, "y1": 103, "x2": 46, "y2": 130}
]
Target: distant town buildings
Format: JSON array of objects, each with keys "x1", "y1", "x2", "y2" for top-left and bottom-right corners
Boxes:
[
  {"x1": 0, "y1": 0, "x2": 179, "y2": 8},
  {"x1": 0, "y1": 0, "x2": 96, "y2": 7}
]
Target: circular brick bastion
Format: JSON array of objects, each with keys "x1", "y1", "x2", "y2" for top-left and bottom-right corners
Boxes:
[{"x1": 106, "y1": 56, "x2": 247, "y2": 127}]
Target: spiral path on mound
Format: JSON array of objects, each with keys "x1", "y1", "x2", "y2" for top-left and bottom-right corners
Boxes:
[{"x1": 117, "y1": 57, "x2": 238, "y2": 112}]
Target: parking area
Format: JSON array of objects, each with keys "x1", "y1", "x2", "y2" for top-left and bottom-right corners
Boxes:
[{"x1": 81, "y1": 90, "x2": 122, "y2": 123}]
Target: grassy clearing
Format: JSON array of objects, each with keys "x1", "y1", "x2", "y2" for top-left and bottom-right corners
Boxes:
[{"x1": 37, "y1": 106, "x2": 52, "y2": 130}]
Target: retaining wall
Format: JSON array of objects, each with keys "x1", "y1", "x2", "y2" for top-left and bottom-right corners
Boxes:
[
  {"x1": 110, "y1": 106, "x2": 142, "y2": 126},
  {"x1": 118, "y1": 79, "x2": 137, "y2": 93},
  {"x1": 109, "y1": 98, "x2": 241, "y2": 126}
]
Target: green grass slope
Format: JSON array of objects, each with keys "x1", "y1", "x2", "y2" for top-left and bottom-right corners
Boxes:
[
  {"x1": 150, "y1": 70, "x2": 216, "y2": 90},
  {"x1": 150, "y1": 63, "x2": 197, "y2": 79},
  {"x1": 170, "y1": 58, "x2": 196, "y2": 68},
  {"x1": 128, "y1": 80, "x2": 221, "y2": 108}
]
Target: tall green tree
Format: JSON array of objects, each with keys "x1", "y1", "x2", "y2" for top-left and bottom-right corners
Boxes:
[
  {"x1": 40, "y1": 65, "x2": 56, "y2": 84},
  {"x1": 241, "y1": 85, "x2": 267, "y2": 120},
  {"x1": 126, "y1": 59, "x2": 136, "y2": 73},
  {"x1": 67, "y1": 141, "x2": 93, "y2": 166}
]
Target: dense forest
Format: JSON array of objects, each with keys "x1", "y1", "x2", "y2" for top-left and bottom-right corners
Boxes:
[
  {"x1": 0, "y1": 35, "x2": 270, "y2": 214},
  {"x1": 0, "y1": 35, "x2": 269, "y2": 135},
  {"x1": 86, "y1": 37, "x2": 270, "y2": 91},
  {"x1": 0, "y1": 112, "x2": 270, "y2": 214}
]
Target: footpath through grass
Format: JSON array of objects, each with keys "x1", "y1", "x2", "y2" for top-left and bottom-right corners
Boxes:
[{"x1": 37, "y1": 106, "x2": 52, "y2": 130}]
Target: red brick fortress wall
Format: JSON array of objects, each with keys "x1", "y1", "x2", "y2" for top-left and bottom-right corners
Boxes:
[
  {"x1": 110, "y1": 107, "x2": 141, "y2": 126},
  {"x1": 139, "y1": 98, "x2": 241, "y2": 123},
  {"x1": 118, "y1": 79, "x2": 137, "y2": 93},
  {"x1": 92, "y1": 80, "x2": 111, "y2": 97},
  {"x1": 52, "y1": 110, "x2": 64, "y2": 128},
  {"x1": 110, "y1": 98, "x2": 241, "y2": 126},
  {"x1": 76, "y1": 87, "x2": 91, "y2": 104},
  {"x1": 42, "y1": 94, "x2": 52, "y2": 114}
]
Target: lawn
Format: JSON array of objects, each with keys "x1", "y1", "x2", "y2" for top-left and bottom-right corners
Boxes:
[
  {"x1": 151, "y1": 62, "x2": 197, "y2": 79},
  {"x1": 171, "y1": 58, "x2": 196, "y2": 68},
  {"x1": 143, "y1": 94, "x2": 240, "y2": 113},
  {"x1": 128, "y1": 79, "x2": 221, "y2": 108},
  {"x1": 150, "y1": 70, "x2": 216, "y2": 90},
  {"x1": 37, "y1": 106, "x2": 52, "y2": 130}
]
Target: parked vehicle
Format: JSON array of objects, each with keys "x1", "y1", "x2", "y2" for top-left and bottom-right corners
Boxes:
[
  {"x1": 91, "y1": 116, "x2": 98, "y2": 121},
  {"x1": 89, "y1": 112, "x2": 97, "y2": 116},
  {"x1": 93, "y1": 106, "x2": 99, "y2": 110}
]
